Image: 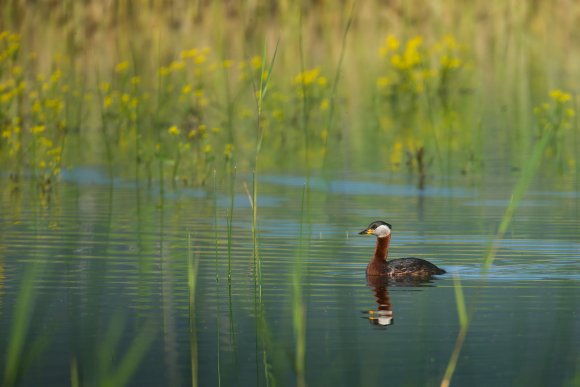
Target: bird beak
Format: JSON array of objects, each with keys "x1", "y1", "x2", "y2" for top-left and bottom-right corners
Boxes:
[{"x1": 358, "y1": 228, "x2": 373, "y2": 235}]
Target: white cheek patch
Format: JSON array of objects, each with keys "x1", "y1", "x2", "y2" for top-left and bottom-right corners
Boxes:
[{"x1": 374, "y1": 225, "x2": 391, "y2": 238}]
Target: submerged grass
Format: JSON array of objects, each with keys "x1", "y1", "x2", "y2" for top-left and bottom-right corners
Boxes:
[
  {"x1": 187, "y1": 233, "x2": 199, "y2": 387},
  {"x1": 292, "y1": 182, "x2": 310, "y2": 387},
  {"x1": 96, "y1": 315, "x2": 157, "y2": 387},
  {"x1": 3, "y1": 262, "x2": 45, "y2": 387},
  {"x1": 213, "y1": 169, "x2": 222, "y2": 387}
]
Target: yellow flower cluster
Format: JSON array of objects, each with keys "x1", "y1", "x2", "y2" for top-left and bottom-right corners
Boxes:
[
  {"x1": 293, "y1": 68, "x2": 327, "y2": 87},
  {"x1": 223, "y1": 143, "x2": 234, "y2": 159},
  {"x1": 181, "y1": 47, "x2": 210, "y2": 65},
  {"x1": 549, "y1": 89, "x2": 572, "y2": 103},
  {"x1": 376, "y1": 34, "x2": 466, "y2": 99},
  {"x1": 433, "y1": 35, "x2": 463, "y2": 70},
  {"x1": 534, "y1": 89, "x2": 576, "y2": 136},
  {"x1": 168, "y1": 125, "x2": 180, "y2": 136},
  {"x1": 0, "y1": 31, "x2": 20, "y2": 63}
]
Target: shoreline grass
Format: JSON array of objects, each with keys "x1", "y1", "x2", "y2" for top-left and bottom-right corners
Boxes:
[{"x1": 1, "y1": 2, "x2": 579, "y2": 189}]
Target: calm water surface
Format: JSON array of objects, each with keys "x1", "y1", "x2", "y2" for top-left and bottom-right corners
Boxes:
[{"x1": 0, "y1": 169, "x2": 578, "y2": 386}]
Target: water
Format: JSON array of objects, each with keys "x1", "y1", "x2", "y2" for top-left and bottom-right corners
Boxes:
[{"x1": 0, "y1": 169, "x2": 579, "y2": 386}]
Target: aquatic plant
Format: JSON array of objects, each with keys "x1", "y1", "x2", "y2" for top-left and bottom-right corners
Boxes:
[
  {"x1": 441, "y1": 89, "x2": 576, "y2": 387},
  {"x1": 374, "y1": 33, "x2": 471, "y2": 180},
  {"x1": 533, "y1": 89, "x2": 576, "y2": 172}
]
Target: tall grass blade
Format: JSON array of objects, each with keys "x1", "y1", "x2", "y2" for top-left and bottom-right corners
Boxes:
[
  {"x1": 441, "y1": 128, "x2": 555, "y2": 387},
  {"x1": 452, "y1": 274, "x2": 468, "y2": 327},
  {"x1": 106, "y1": 319, "x2": 157, "y2": 387},
  {"x1": 322, "y1": 1, "x2": 357, "y2": 169},
  {"x1": 213, "y1": 169, "x2": 222, "y2": 387},
  {"x1": 188, "y1": 233, "x2": 200, "y2": 387},
  {"x1": 3, "y1": 262, "x2": 43, "y2": 387},
  {"x1": 292, "y1": 182, "x2": 310, "y2": 387}
]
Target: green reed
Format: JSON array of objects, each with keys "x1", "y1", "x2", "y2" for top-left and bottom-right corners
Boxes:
[
  {"x1": 213, "y1": 170, "x2": 222, "y2": 386},
  {"x1": 95, "y1": 314, "x2": 157, "y2": 387},
  {"x1": 226, "y1": 164, "x2": 236, "y2": 281},
  {"x1": 440, "y1": 90, "x2": 576, "y2": 387},
  {"x1": 322, "y1": 0, "x2": 356, "y2": 170},
  {"x1": 297, "y1": 12, "x2": 311, "y2": 172},
  {"x1": 2, "y1": 262, "x2": 46, "y2": 387},
  {"x1": 187, "y1": 233, "x2": 199, "y2": 387},
  {"x1": 250, "y1": 41, "x2": 279, "y2": 386},
  {"x1": 292, "y1": 182, "x2": 310, "y2": 387}
]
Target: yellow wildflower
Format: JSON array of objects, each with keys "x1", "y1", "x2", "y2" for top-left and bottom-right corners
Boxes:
[
  {"x1": 0, "y1": 91, "x2": 12, "y2": 104},
  {"x1": 387, "y1": 35, "x2": 400, "y2": 50},
  {"x1": 158, "y1": 67, "x2": 170, "y2": 77},
  {"x1": 203, "y1": 144, "x2": 212, "y2": 153},
  {"x1": 389, "y1": 140, "x2": 404, "y2": 167},
  {"x1": 441, "y1": 55, "x2": 462, "y2": 69},
  {"x1": 182, "y1": 85, "x2": 192, "y2": 94},
  {"x1": 11, "y1": 66, "x2": 22, "y2": 76},
  {"x1": 99, "y1": 82, "x2": 111, "y2": 92},
  {"x1": 261, "y1": 69, "x2": 269, "y2": 81},
  {"x1": 250, "y1": 56, "x2": 262, "y2": 70},
  {"x1": 104, "y1": 95, "x2": 113, "y2": 108},
  {"x1": 181, "y1": 48, "x2": 198, "y2": 59},
  {"x1": 441, "y1": 34, "x2": 459, "y2": 50},
  {"x1": 224, "y1": 143, "x2": 234, "y2": 158},
  {"x1": 379, "y1": 35, "x2": 400, "y2": 57},
  {"x1": 223, "y1": 59, "x2": 234, "y2": 69},
  {"x1": 377, "y1": 76, "x2": 391, "y2": 88},
  {"x1": 31, "y1": 125, "x2": 46, "y2": 134},
  {"x1": 320, "y1": 98, "x2": 330, "y2": 110},
  {"x1": 40, "y1": 137, "x2": 53, "y2": 148},
  {"x1": 50, "y1": 69, "x2": 62, "y2": 83},
  {"x1": 168, "y1": 125, "x2": 180, "y2": 136},
  {"x1": 549, "y1": 89, "x2": 572, "y2": 103},
  {"x1": 194, "y1": 54, "x2": 206, "y2": 65},
  {"x1": 115, "y1": 61, "x2": 130, "y2": 73},
  {"x1": 294, "y1": 68, "x2": 320, "y2": 86}
]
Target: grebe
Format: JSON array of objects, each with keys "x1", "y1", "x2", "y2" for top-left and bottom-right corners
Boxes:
[{"x1": 359, "y1": 220, "x2": 446, "y2": 278}]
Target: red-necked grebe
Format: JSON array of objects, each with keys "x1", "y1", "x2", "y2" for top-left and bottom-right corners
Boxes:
[{"x1": 359, "y1": 220, "x2": 446, "y2": 278}]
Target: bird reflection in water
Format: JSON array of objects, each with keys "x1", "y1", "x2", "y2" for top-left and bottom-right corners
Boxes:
[
  {"x1": 364, "y1": 275, "x2": 394, "y2": 327},
  {"x1": 364, "y1": 275, "x2": 437, "y2": 328}
]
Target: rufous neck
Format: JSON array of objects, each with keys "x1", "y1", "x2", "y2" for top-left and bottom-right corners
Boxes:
[{"x1": 373, "y1": 235, "x2": 391, "y2": 262}]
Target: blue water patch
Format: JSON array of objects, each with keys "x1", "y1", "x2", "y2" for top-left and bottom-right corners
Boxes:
[{"x1": 259, "y1": 174, "x2": 475, "y2": 198}]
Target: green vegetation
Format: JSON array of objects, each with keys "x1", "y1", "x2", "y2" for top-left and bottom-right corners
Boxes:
[
  {"x1": 1, "y1": 1, "x2": 579, "y2": 386},
  {"x1": 1, "y1": 1, "x2": 578, "y2": 192}
]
